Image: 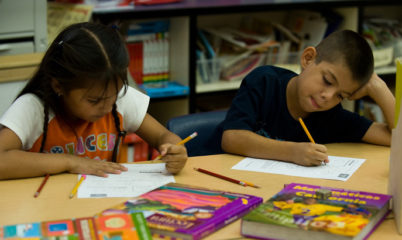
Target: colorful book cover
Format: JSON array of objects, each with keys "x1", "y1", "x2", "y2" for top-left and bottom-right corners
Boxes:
[
  {"x1": 0, "y1": 212, "x2": 151, "y2": 240},
  {"x1": 100, "y1": 183, "x2": 263, "y2": 240},
  {"x1": 241, "y1": 182, "x2": 391, "y2": 240}
]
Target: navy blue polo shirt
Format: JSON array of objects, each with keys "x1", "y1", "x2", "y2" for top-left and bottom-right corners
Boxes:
[{"x1": 221, "y1": 65, "x2": 372, "y2": 144}]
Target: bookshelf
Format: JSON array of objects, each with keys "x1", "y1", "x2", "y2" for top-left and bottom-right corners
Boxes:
[{"x1": 92, "y1": 0, "x2": 402, "y2": 118}]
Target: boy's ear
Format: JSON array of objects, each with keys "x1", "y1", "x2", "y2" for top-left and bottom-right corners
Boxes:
[
  {"x1": 300, "y1": 47, "x2": 317, "y2": 69},
  {"x1": 51, "y1": 78, "x2": 63, "y2": 96}
]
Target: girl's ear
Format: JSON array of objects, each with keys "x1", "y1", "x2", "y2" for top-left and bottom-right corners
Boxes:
[
  {"x1": 51, "y1": 78, "x2": 63, "y2": 96},
  {"x1": 300, "y1": 47, "x2": 317, "y2": 69}
]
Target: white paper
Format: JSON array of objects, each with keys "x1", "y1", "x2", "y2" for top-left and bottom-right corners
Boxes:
[
  {"x1": 231, "y1": 156, "x2": 365, "y2": 181},
  {"x1": 77, "y1": 163, "x2": 175, "y2": 198}
]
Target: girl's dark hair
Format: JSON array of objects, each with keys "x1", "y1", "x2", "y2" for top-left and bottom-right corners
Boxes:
[
  {"x1": 314, "y1": 29, "x2": 374, "y2": 86},
  {"x1": 18, "y1": 22, "x2": 129, "y2": 162}
]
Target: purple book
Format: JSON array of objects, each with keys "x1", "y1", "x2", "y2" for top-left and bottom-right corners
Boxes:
[
  {"x1": 100, "y1": 182, "x2": 263, "y2": 240},
  {"x1": 241, "y1": 182, "x2": 391, "y2": 240}
]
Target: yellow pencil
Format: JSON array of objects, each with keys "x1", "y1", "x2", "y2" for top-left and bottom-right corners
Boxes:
[
  {"x1": 298, "y1": 117, "x2": 315, "y2": 144},
  {"x1": 69, "y1": 174, "x2": 86, "y2": 199},
  {"x1": 299, "y1": 117, "x2": 327, "y2": 165},
  {"x1": 154, "y1": 132, "x2": 198, "y2": 161}
]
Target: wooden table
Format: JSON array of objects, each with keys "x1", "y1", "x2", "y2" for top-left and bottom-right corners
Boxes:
[{"x1": 0, "y1": 143, "x2": 398, "y2": 239}]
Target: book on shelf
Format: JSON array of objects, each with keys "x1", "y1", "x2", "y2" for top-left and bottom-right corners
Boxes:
[
  {"x1": 100, "y1": 182, "x2": 263, "y2": 240},
  {"x1": 90, "y1": 0, "x2": 135, "y2": 12},
  {"x1": 127, "y1": 38, "x2": 170, "y2": 85},
  {"x1": 284, "y1": 10, "x2": 328, "y2": 49},
  {"x1": 123, "y1": 133, "x2": 151, "y2": 162},
  {"x1": 241, "y1": 182, "x2": 391, "y2": 240},
  {"x1": 221, "y1": 53, "x2": 265, "y2": 82},
  {"x1": 202, "y1": 27, "x2": 276, "y2": 51},
  {"x1": 0, "y1": 212, "x2": 152, "y2": 240},
  {"x1": 126, "y1": 20, "x2": 169, "y2": 36},
  {"x1": 198, "y1": 30, "x2": 216, "y2": 59},
  {"x1": 126, "y1": 20, "x2": 170, "y2": 85}
]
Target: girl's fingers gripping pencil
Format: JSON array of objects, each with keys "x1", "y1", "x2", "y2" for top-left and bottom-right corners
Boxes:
[{"x1": 154, "y1": 132, "x2": 198, "y2": 161}]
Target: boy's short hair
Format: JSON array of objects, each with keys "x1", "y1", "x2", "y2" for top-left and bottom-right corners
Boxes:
[{"x1": 314, "y1": 30, "x2": 374, "y2": 86}]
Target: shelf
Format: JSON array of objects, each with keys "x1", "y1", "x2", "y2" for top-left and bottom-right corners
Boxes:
[
  {"x1": 196, "y1": 80, "x2": 241, "y2": 93},
  {"x1": 375, "y1": 65, "x2": 396, "y2": 75},
  {"x1": 196, "y1": 64, "x2": 301, "y2": 94},
  {"x1": 91, "y1": 0, "x2": 402, "y2": 113}
]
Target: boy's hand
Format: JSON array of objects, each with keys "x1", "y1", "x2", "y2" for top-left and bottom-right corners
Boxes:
[
  {"x1": 291, "y1": 142, "x2": 329, "y2": 166},
  {"x1": 67, "y1": 155, "x2": 128, "y2": 177},
  {"x1": 158, "y1": 143, "x2": 188, "y2": 174},
  {"x1": 348, "y1": 73, "x2": 383, "y2": 100}
]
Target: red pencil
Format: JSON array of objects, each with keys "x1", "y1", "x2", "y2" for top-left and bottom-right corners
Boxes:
[
  {"x1": 34, "y1": 174, "x2": 50, "y2": 198},
  {"x1": 194, "y1": 168, "x2": 260, "y2": 188}
]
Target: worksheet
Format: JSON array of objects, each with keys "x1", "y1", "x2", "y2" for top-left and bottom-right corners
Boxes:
[
  {"x1": 77, "y1": 163, "x2": 175, "y2": 198},
  {"x1": 231, "y1": 156, "x2": 365, "y2": 181}
]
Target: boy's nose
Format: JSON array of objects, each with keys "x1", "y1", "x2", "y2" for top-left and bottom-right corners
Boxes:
[{"x1": 321, "y1": 88, "x2": 337, "y2": 100}]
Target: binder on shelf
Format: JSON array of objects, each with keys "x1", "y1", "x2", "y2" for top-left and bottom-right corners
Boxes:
[{"x1": 139, "y1": 81, "x2": 189, "y2": 99}]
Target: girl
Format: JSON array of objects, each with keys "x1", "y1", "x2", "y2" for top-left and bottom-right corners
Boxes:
[{"x1": 0, "y1": 22, "x2": 187, "y2": 180}]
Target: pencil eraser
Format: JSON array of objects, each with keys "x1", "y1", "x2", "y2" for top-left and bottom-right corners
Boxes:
[{"x1": 316, "y1": 188, "x2": 332, "y2": 200}]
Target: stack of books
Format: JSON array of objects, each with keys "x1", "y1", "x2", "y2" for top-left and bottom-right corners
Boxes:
[{"x1": 1, "y1": 182, "x2": 392, "y2": 240}]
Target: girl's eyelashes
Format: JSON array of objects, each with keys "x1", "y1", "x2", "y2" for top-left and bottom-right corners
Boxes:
[
  {"x1": 323, "y1": 76, "x2": 331, "y2": 86},
  {"x1": 87, "y1": 98, "x2": 101, "y2": 104}
]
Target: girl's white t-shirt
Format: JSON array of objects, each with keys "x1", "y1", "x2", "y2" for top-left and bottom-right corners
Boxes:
[{"x1": 0, "y1": 86, "x2": 149, "y2": 161}]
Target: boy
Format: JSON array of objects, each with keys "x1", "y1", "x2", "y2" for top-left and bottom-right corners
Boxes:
[{"x1": 220, "y1": 30, "x2": 395, "y2": 166}]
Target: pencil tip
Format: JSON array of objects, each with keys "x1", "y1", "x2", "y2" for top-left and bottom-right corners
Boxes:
[
  {"x1": 69, "y1": 195, "x2": 74, "y2": 199},
  {"x1": 34, "y1": 193, "x2": 39, "y2": 198}
]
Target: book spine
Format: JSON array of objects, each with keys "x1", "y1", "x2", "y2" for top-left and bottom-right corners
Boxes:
[
  {"x1": 75, "y1": 217, "x2": 99, "y2": 240},
  {"x1": 131, "y1": 212, "x2": 153, "y2": 240},
  {"x1": 190, "y1": 196, "x2": 263, "y2": 240}
]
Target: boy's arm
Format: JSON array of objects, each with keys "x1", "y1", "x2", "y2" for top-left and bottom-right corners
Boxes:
[
  {"x1": 0, "y1": 128, "x2": 127, "y2": 180},
  {"x1": 221, "y1": 129, "x2": 328, "y2": 166},
  {"x1": 351, "y1": 73, "x2": 395, "y2": 145}
]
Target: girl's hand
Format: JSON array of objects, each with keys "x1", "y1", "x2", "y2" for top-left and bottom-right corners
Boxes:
[
  {"x1": 67, "y1": 155, "x2": 128, "y2": 177},
  {"x1": 290, "y1": 142, "x2": 329, "y2": 166},
  {"x1": 158, "y1": 143, "x2": 188, "y2": 174}
]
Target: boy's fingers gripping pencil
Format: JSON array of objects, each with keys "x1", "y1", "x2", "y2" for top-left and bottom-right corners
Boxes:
[
  {"x1": 298, "y1": 117, "x2": 326, "y2": 165},
  {"x1": 154, "y1": 132, "x2": 198, "y2": 161},
  {"x1": 69, "y1": 174, "x2": 86, "y2": 199},
  {"x1": 194, "y1": 167, "x2": 260, "y2": 188},
  {"x1": 34, "y1": 174, "x2": 50, "y2": 198}
]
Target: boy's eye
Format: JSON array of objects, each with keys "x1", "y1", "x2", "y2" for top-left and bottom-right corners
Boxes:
[{"x1": 337, "y1": 94, "x2": 345, "y2": 100}]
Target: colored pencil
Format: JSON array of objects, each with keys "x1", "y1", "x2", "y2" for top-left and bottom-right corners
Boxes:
[
  {"x1": 34, "y1": 174, "x2": 50, "y2": 198},
  {"x1": 298, "y1": 117, "x2": 315, "y2": 144},
  {"x1": 194, "y1": 167, "x2": 260, "y2": 188},
  {"x1": 69, "y1": 174, "x2": 86, "y2": 199},
  {"x1": 154, "y1": 132, "x2": 198, "y2": 161}
]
